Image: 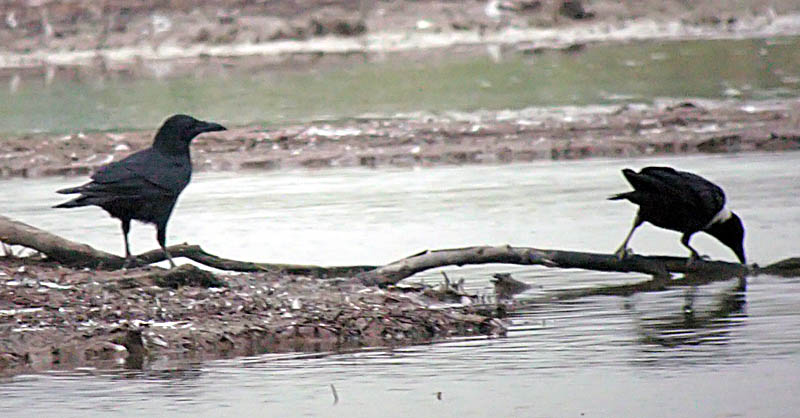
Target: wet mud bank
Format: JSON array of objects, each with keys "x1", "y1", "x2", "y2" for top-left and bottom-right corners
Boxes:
[
  {"x1": 2, "y1": 0, "x2": 800, "y2": 70},
  {"x1": 0, "y1": 256, "x2": 505, "y2": 376},
  {"x1": 2, "y1": 99, "x2": 798, "y2": 179}
]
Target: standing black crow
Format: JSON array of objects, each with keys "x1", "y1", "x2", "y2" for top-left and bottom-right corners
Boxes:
[
  {"x1": 609, "y1": 166, "x2": 746, "y2": 264},
  {"x1": 54, "y1": 114, "x2": 226, "y2": 268}
]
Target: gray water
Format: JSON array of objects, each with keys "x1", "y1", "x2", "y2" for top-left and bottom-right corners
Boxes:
[
  {"x1": 1, "y1": 151, "x2": 799, "y2": 417},
  {"x1": 2, "y1": 36, "x2": 800, "y2": 135}
]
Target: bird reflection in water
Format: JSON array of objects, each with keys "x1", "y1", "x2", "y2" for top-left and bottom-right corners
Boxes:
[{"x1": 627, "y1": 274, "x2": 747, "y2": 350}]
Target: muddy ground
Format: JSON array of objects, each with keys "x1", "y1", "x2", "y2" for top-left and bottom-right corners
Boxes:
[
  {"x1": 2, "y1": 0, "x2": 800, "y2": 55},
  {"x1": 1, "y1": 99, "x2": 799, "y2": 179},
  {"x1": 2, "y1": 0, "x2": 800, "y2": 71},
  {"x1": 0, "y1": 255, "x2": 506, "y2": 376}
]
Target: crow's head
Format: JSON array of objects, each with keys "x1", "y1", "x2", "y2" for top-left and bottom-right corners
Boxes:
[
  {"x1": 706, "y1": 212, "x2": 746, "y2": 264},
  {"x1": 153, "y1": 114, "x2": 226, "y2": 155}
]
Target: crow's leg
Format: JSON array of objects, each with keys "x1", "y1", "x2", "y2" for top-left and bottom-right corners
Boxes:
[
  {"x1": 681, "y1": 233, "x2": 707, "y2": 265},
  {"x1": 614, "y1": 215, "x2": 643, "y2": 260},
  {"x1": 156, "y1": 224, "x2": 176, "y2": 269},
  {"x1": 121, "y1": 219, "x2": 136, "y2": 268}
]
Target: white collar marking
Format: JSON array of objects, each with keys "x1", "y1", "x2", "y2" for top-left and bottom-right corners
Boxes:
[{"x1": 706, "y1": 206, "x2": 732, "y2": 229}]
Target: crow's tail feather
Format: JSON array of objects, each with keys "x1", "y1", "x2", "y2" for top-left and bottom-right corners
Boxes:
[
  {"x1": 53, "y1": 197, "x2": 86, "y2": 209},
  {"x1": 56, "y1": 186, "x2": 84, "y2": 194}
]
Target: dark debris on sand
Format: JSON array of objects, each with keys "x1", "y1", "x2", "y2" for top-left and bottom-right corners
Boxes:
[
  {"x1": 0, "y1": 256, "x2": 506, "y2": 376},
  {"x1": 2, "y1": 101, "x2": 798, "y2": 179}
]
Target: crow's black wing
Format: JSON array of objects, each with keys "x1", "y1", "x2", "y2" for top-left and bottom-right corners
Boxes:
[
  {"x1": 621, "y1": 167, "x2": 681, "y2": 196},
  {"x1": 55, "y1": 147, "x2": 190, "y2": 212},
  {"x1": 618, "y1": 167, "x2": 681, "y2": 205},
  {"x1": 637, "y1": 167, "x2": 726, "y2": 217},
  {"x1": 90, "y1": 148, "x2": 191, "y2": 195}
]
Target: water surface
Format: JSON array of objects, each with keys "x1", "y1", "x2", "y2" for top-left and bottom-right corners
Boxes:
[
  {"x1": 1, "y1": 152, "x2": 799, "y2": 417},
  {"x1": 1, "y1": 36, "x2": 799, "y2": 135}
]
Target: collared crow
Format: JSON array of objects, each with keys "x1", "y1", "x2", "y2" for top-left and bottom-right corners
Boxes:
[
  {"x1": 609, "y1": 166, "x2": 746, "y2": 264},
  {"x1": 54, "y1": 114, "x2": 226, "y2": 268}
]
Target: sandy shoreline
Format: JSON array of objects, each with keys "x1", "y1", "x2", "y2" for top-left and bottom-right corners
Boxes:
[
  {"x1": 2, "y1": 0, "x2": 800, "y2": 71},
  {"x1": 3, "y1": 14, "x2": 800, "y2": 71},
  {"x1": 2, "y1": 99, "x2": 798, "y2": 180}
]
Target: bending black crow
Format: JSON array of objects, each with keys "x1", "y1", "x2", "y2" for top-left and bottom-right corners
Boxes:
[
  {"x1": 54, "y1": 114, "x2": 226, "y2": 268},
  {"x1": 609, "y1": 166, "x2": 746, "y2": 264}
]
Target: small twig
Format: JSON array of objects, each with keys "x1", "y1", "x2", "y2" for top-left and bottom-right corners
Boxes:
[
  {"x1": 407, "y1": 249, "x2": 429, "y2": 258},
  {"x1": 0, "y1": 242, "x2": 11, "y2": 257},
  {"x1": 330, "y1": 384, "x2": 339, "y2": 405},
  {"x1": 135, "y1": 244, "x2": 376, "y2": 278}
]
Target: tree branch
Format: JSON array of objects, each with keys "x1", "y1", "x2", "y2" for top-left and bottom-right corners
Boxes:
[
  {"x1": 0, "y1": 214, "x2": 124, "y2": 267},
  {"x1": 356, "y1": 245, "x2": 753, "y2": 286},
  {"x1": 2, "y1": 215, "x2": 797, "y2": 286},
  {"x1": 0, "y1": 215, "x2": 375, "y2": 277},
  {"x1": 133, "y1": 244, "x2": 376, "y2": 277}
]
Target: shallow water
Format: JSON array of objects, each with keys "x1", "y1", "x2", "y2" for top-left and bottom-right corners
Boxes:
[
  {"x1": 1, "y1": 36, "x2": 800, "y2": 135},
  {"x1": 1, "y1": 152, "x2": 799, "y2": 416}
]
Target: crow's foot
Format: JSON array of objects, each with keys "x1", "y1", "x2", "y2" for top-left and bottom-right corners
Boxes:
[{"x1": 614, "y1": 247, "x2": 634, "y2": 261}]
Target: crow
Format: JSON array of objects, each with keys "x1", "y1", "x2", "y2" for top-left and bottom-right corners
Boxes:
[
  {"x1": 609, "y1": 166, "x2": 746, "y2": 264},
  {"x1": 54, "y1": 114, "x2": 226, "y2": 268}
]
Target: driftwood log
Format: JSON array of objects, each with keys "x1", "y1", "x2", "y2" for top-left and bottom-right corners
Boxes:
[
  {"x1": 356, "y1": 246, "x2": 754, "y2": 286},
  {"x1": 0, "y1": 215, "x2": 375, "y2": 277},
  {"x1": 0, "y1": 214, "x2": 121, "y2": 267},
  {"x1": 1, "y1": 214, "x2": 798, "y2": 285}
]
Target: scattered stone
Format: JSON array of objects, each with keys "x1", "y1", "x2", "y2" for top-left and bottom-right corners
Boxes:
[
  {"x1": 309, "y1": 9, "x2": 366, "y2": 37},
  {"x1": 491, "y1": 273, "x2": 531, "y2": 299},
  {"x1": 697, "y1": 134, "x2": 742, "y2": 153},
  {"x1": 499, "y1": 1, "x2": 542, "y2": 13},
  {"x1": 194, "y1": 27, "x2": 211, "y2": 42},
  {"x1": 153, "y1": 264, "x2": 225, "y2": 289},
  {"x1": 559, "y1": 1, "x2": 595, "y2": 20},
  {"x1": 561, "y1": 43, "x2": 586, "y2": 54}
]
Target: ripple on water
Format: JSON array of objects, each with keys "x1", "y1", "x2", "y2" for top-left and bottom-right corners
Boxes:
[{"x1": 1, "y1": 153, "x2": 800, "y2": 416}]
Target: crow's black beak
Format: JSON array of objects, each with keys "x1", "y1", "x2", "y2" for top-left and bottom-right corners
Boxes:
[{"x1": 197, "y1": 121, "x2": 227, "y2": 134}]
